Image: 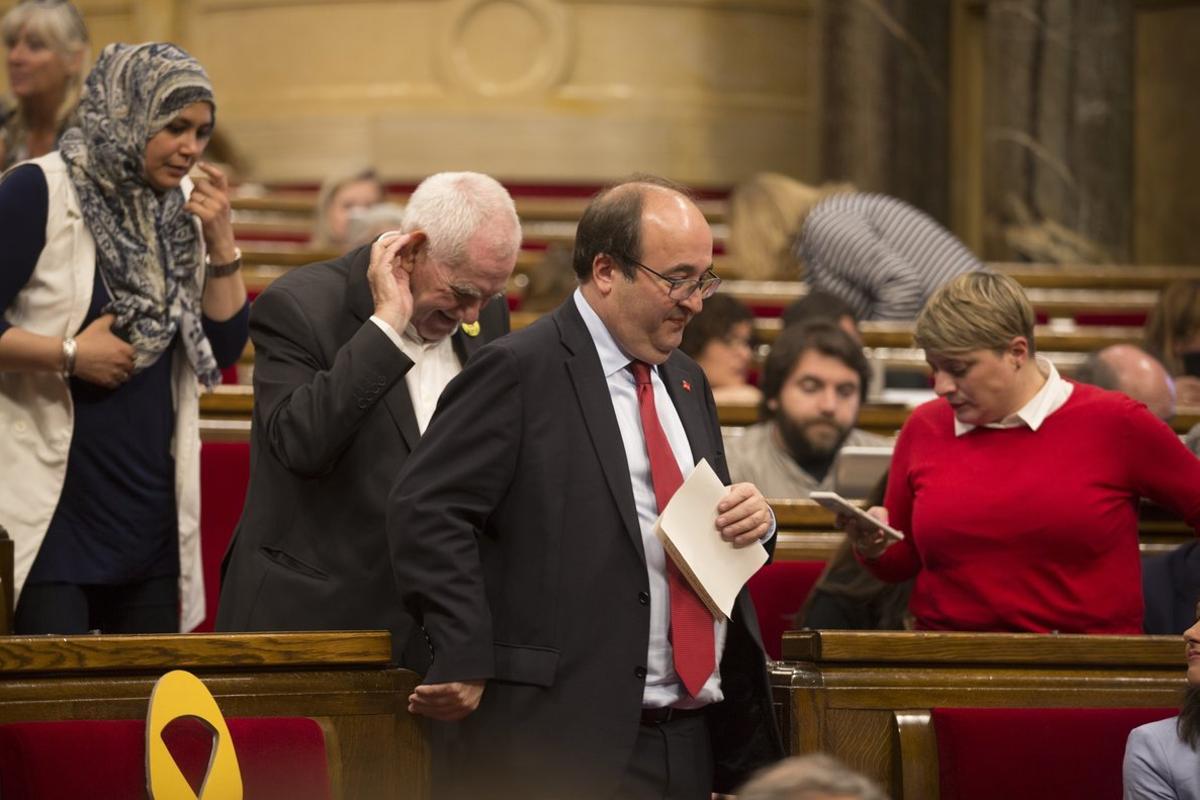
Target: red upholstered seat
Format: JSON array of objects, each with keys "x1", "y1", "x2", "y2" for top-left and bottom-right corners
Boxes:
[
  {"x1": 932, "y1": 706, "x2": 1177, "y2": 800},
  {"x1": 747, "y1": 560, "x2": 826, "y2": 660},
  {"x1": 0, "y1": 717, "x2": 331, "y2": 800},
  {"x1": 197, "y1": 441, "x2": 252, "y2": 632}
]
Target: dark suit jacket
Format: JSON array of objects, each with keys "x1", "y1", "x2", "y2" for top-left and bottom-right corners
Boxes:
[
  {"x1": 389, "y1": 297, "x2": 783, "y2": 799},
  {"x1": 215, "y1": 244, "x2": 508, "y2": 664}
]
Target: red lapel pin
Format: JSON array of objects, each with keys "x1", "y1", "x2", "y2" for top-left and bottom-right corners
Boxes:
[{"x1": 681, "y1": 379, "x2": 692, "y2": 392}]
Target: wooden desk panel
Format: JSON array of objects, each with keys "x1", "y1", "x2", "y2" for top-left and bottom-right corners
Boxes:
[
  {"x1": 0, "y1": 632, "x2": 426, "y2": 800},
  {"x1": 772, "y1": 630, "x2": 1184, "y2": 797}
]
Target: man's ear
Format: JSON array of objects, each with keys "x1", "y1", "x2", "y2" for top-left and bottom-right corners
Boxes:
[
  {"x1": 591, "y1": 253, "x2": 618, "y2": 295},
  {"x1": 400, "y1": 231, "x2": 428, "y2": 265},
  {"x1": 766, "y1": 397, "x2": 779, "y2": 413}
]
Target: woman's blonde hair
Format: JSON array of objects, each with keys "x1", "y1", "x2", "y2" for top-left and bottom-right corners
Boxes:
[
  {"x1": 915, "y1": 271, "x2": 1036, "y2": 355},
  {"x1": 1144, "y1": 281, "x2": 1200, "y2": 376},
  {"x1": 1, "y1": 1, "x2": 90, "y2": 151},
  {"x1": 312, "y1": 168, "x2": 384, "y2": 249},
  {"x1": 727, "y1": 172, "x2": 851, "y2": 281}
]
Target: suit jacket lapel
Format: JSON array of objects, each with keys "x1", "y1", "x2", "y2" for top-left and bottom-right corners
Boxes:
[
  {"x1": 661, "y1": 356, "x2": 717, "y2": 470},
  {"x1": 556, "y1": 301, "x2": 645, "y2": 562},
  {"x1": 344, "y1": 246, "x2": 423, "y2": 451}
]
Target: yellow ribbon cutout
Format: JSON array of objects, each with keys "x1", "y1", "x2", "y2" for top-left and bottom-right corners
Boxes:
[{"x1": 146, "y1": 670, "x2": 243, "y2": 799}]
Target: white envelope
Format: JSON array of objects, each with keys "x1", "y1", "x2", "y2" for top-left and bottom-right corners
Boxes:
[{"x1": 654, "y1": 458, "x2": 768, "y2": 620}]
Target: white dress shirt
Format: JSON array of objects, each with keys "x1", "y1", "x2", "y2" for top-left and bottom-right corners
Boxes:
[
  {"x1": 953, "y1": 355, "x2": 1074, "y2": 437},
  {"x1": 370, "y1": 315, "x2": 461, "y2": 434},
  {"x1": 573, "y1": 290, "x2": 726, "y2": 708}
]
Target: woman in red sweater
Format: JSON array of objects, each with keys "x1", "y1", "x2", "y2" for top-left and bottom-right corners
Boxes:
[{"x1": 845, "y1": 272, "x2": 1200, "y2": 633}]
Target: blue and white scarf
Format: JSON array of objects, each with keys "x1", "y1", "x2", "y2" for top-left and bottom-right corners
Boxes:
[{"x1": 58, "y1": 42, "x2": 221, "y2": 387}]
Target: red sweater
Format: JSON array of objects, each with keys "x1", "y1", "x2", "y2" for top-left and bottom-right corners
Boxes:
[{"x1": 866, "y1": 383, "x2": 1200, "y2": 633}]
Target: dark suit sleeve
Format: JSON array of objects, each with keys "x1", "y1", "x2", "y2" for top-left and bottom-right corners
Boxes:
[
  {"x1": 250, "y1": 283, "x2": 413, "y2": 477},
  {"x1": 388, "y1": 340, "x2": 523, "y2": 684}
]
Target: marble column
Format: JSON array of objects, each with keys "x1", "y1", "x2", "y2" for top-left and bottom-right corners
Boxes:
[
  {"x1": 817, "y1": 0, "x2": 953, "y2": 225},
  {"x1": 982, "y1": 0, "x2": 1134, "y2": 262}
]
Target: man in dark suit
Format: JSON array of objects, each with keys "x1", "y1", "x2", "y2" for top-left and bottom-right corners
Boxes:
[
  {"x1": 389, "y1": 177, "x2": 783, "y2": 798},
  {"x1": 216, "y1": 172, "x2": 521, "y2": 665}
]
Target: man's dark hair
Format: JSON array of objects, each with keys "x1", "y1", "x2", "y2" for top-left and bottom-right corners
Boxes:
[
  {"x1": 759, "y1": 321, "x2": 871, "y2": 417},
  {"x1": 781, "y1": 289, "x2": 857, "y2": 330},
  {"x1": 680, "y1": 294, "x2": 754, "y2": 358},
  {"x1": 572, "y1": 174, "x2": 693, "y2": 282}
]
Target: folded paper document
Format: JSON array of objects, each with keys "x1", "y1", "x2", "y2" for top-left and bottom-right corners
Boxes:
[{"x1": 654, "y1": 459, "x2": 768, "y2": 620}]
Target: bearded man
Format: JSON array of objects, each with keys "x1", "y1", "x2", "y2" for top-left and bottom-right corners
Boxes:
[{"x1": 726, "y1": 321, "x2": 889, "y2": 496}]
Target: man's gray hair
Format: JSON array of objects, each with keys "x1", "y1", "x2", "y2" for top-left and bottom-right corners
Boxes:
[
  {"x1": 402, "y1": 171, "x2": 521, "y2": 268},
  {"x1": 738, "y1": 754, "x2": 890, "y2": 800}
]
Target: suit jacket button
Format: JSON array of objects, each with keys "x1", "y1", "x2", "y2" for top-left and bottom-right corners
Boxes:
[
  {"x1": 638, "y1": 592, "x2": 650, "y2": 606},
  {"x1": 634, "y1": 666, "x2": 647, "y2": 679}
]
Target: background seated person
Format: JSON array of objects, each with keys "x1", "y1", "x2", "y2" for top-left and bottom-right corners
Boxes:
[
  {"x1": 311, "y1": 167, "x2": 385, "y2": 252},
  {"x1": 1145, "y1": 280, "x2": 1200, "y2": 407},
  {"x1": 781, "y1": 288, "x2": 860, "y2": 342},
  {"x1": 726, "y1": 321, "x2": 889, "y2": 498},
  {"x1": 679, "y1": 292, "x2": 761, "y2": 404},
  {"x1": 1124, "y1": 611, "x2": 1200, "y2": 798},
  {"x1": 843, "y1": 272, "x2": 1200, "y2": 634},
  {"x1": 1074, "y1": 343, "x2": 1176, "y2": 422}
]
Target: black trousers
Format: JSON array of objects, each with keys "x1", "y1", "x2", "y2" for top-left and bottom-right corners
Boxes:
[
  {"x1": 613, "y1": 714, "x2": 713, "y2": 800},
  {"x1": 14, "y1": 575, "x2": 179, "y2": 634}
]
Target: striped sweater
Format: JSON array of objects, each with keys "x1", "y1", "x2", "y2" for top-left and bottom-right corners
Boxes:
[{"x1": 795, "y1": 193, "x2": 983, "y2": 321}]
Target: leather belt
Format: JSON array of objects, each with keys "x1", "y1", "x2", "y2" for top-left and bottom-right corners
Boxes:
[{"x1": 639, "y1": 706, "x2": 707, "y2": 726}]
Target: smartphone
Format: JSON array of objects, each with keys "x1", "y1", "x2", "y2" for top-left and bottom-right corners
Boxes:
[{"x1": 809, "y1": 491, "x2": 905, "y2": 541}]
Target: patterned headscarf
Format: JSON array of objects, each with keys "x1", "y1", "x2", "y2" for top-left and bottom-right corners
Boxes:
[{"x1": 58, "y1": 42, "x2": 221, "y2": 387}]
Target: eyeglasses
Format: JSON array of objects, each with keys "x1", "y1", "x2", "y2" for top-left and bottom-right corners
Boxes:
[{"x1": 618, "y1": 256, "x2": 722, "y2": 301}]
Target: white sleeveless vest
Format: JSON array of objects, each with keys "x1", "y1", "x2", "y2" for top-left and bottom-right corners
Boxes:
[{"x1": 0, "y1": 152, "x2": 206, "y2": 630}]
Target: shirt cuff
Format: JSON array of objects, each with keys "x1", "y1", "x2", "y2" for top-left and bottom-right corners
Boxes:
[
  {"x1": 369, "y1": 315, "x2": 406, "y2": 351},
  {"x1": 761, "y1": 506, "x2": 777, "y2": 543}
]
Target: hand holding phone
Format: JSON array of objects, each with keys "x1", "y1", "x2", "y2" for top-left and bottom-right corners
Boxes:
[{"x1": 810, "y1": 490, "x2": 905, "y2": 546}]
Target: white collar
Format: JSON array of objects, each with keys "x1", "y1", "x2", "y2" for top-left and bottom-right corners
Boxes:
[
  {"x1": 954, "y1": 355, "x2": 1074, "y2": 436},
  {"x1": 573, "y1": 288, "x2": 643, "y2": 379}
]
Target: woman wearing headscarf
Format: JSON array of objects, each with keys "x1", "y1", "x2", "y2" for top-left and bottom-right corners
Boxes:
[
  {"x1": 0, "y1": 42, "x2": 249, "y2": 634},
  {"x1": 1, "y1": 0, "x2": 90, "y2": 169}
]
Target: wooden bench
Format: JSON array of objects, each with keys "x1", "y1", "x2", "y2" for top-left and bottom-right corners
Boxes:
[
  {"x1": 0, "y1": 631, "x2": 427, "y2": 798},
  {"x1": 772, "y1": 630, "x2": 1185, "y2": 798}
]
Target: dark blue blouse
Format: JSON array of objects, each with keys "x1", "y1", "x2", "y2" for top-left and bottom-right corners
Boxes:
[{"x1": 0, "y1": 164, "x2": 249, "y2": 585}]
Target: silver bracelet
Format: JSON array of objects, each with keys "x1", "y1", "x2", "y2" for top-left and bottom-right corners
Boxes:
[
  {"x1": 206, "y1": 246, "x2": 243, "y2": 278},
  {"x1": 61, "y1": 336, "x2": 77, "y2": 377}
]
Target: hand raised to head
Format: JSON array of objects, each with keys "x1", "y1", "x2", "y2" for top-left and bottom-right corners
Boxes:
[
  {"x1": 367, "y1": 231, "x2": 418, "y2": 333},
  {"x1": 185, "y1": 162, "x2": 237, "y2": 262}
]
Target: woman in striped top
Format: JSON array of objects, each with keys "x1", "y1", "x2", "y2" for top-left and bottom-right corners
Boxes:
[{"x1": 795, "y1": 192, "x2": 983, "y2": 321}]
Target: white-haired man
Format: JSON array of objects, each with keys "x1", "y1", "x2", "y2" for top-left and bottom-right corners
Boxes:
[{"x1": 217, "y1": 172, "x2": 521, "y2": 666}]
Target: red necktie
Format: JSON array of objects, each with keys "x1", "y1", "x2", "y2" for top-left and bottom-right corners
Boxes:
[{"x1": 630, "y1": 360, "x2": 716, "y2": 697}]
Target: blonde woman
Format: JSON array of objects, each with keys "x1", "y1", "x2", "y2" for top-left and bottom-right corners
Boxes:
[
  {"x1": 311, "y1": 167, "x2": 385, "y2": 252},
  {"x1": 0, "y1": 0, "x2": 89, "y2": 169},
  {"x1": 727, "y1": 172, "x2": 836, "y2": 281},
  {"x1": 842, "y1": 272, "x2": 1200, "y2": 634}
]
